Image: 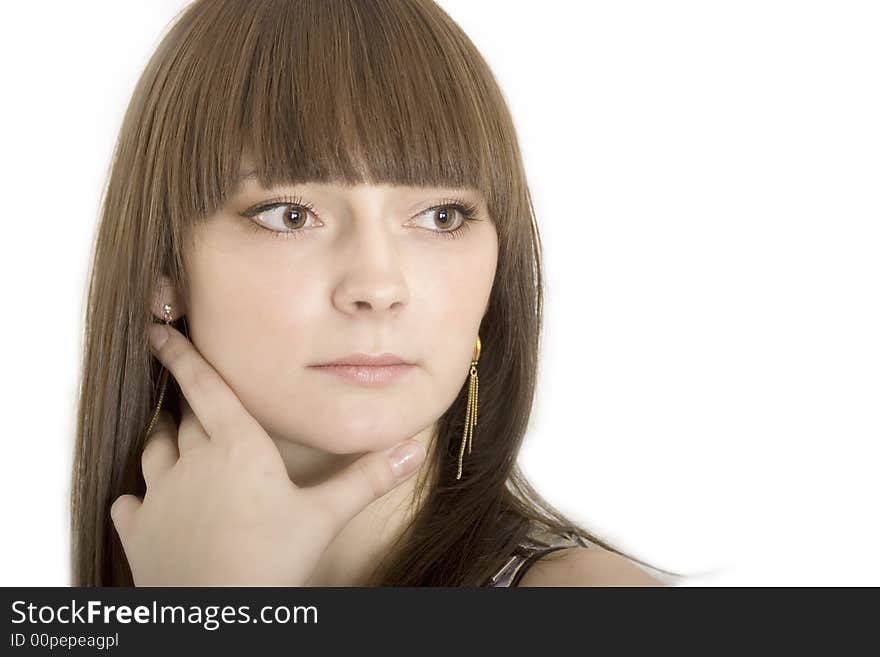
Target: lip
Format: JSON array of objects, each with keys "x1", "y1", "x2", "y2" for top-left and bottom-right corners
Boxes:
[
  {"x1": 308, "y1": 353, "x2": 416, "y2": 386},
  {"x1": 311, "y1": 353, "x2": 414, "y2": 366},
  {"x1": 309, "y1": 363, "x2": 416, "y2": 386}
]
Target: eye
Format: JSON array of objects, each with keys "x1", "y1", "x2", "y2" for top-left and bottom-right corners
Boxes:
[
  {"x1": 409, "y1": 198, "x2": 481, "y2": 240},
  {"x1": 240, "y1": 195, "x2": 323, "y2": 240}
]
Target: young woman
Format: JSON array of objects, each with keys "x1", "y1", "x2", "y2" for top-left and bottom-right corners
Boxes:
[{"x1": 71, "y1": 0, "x2": 681, "y2": 587}]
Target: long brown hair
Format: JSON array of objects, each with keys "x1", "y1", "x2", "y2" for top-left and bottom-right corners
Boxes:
[{"x1": 71, "y1": 0, "x2": 684, "y2": 586}]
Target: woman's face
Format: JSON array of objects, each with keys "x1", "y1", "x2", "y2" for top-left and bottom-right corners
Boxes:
[{"x1": 176, "y1": 169, "x2": 498, "y2": 454}]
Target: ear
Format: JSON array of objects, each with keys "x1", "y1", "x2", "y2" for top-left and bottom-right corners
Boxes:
[{"x1": 151, "y1": 275, "x2": 187, "y2": 322}]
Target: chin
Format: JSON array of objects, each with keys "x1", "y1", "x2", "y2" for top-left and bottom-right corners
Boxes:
[{"x1": 271, "y1": 420, "x2": 417, "y2": 455}]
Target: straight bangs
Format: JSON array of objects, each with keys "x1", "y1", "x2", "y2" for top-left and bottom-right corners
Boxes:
[{"x1": 149, "y1": 0, "x2": 520, "y2": 276}]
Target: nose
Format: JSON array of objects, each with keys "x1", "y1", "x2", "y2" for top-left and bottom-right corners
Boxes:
[{"x1": 331, "y1": 218, "x2": 409, "y2": 315}]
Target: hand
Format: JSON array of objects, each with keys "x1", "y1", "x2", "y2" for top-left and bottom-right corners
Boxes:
[{"x1": 110, "y1": 323, "x2": 427, "y2": 586}]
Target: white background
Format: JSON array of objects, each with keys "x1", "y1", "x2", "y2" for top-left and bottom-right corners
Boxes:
[{"x1": 0, "y1": 1, "x2": 877, "y2": 586}]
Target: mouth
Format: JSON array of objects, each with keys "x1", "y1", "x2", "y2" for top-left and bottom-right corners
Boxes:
[
  {"x1": 309, "y1": 352, "x2": 415, "y2": 367},
  {"x1": 308, "y1": 363, "x2": 416, "y2": 386}
]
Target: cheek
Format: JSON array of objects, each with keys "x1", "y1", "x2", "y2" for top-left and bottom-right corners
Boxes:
[
  {"x1": 412, "y1": 252, "x2": 491, "y2": 372},
  {"x1": 186, "y1": 230, "x2": 321, "y2": 352},
  {"x1": 182, "y1": 239, "x2": 323, "y2": 422}
]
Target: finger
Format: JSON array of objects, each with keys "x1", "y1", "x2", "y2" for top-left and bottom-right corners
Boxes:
[
  {"x1": 147, "y1": 323, "x2": 264, "y2": 447},
  {"x1": 310, "y1": 440, "x2": 426, "y2": 528},
  {"x1": 178, "y1": 397, "x2": 209, "y2": 455},
  {"x1": 110, "y1": 494, "x2": 142, "y2": 543},
  {"x1": 141, "y1": 410, "x2": 179, "y2": 489}
]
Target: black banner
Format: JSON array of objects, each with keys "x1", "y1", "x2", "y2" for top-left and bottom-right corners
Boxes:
[{"x1": 1, "y1": 587, "x2": 866, "y2": 653}]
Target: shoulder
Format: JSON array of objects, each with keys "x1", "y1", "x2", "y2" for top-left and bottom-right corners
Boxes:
[{"x1": 516, "y1": 547, "x2": 665, "y2": 587}]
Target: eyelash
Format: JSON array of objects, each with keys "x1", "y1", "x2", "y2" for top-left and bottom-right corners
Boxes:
[{"x1": 240, "y1": 194, "x2": 480, "y2": 241}]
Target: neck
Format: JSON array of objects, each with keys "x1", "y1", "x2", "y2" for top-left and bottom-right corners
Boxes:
[{"x1": 270, "y1": 424, "x2": 438, "y2": 586}]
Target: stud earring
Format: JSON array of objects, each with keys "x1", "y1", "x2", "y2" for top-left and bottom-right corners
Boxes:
[
  {"x1": 456, "y1": 335, "x2": 481, "y2": 480},
  {"x1": 145, "y1": 303, "x2": 174, "y2": 436}
]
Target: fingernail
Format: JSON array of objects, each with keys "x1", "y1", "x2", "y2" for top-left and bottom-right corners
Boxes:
[
  {"x1": 390, "y1": 441, "x2": 425, "y2": 479},
  {"x1": 148, "y1": 324, "x2": 169, "y2": 350}
]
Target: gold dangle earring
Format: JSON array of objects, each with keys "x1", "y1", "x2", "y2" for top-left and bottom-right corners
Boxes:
[
  {"x1": 456, "y1": 335, "x2": 481, "y2": 480},
  {"x1": 145, "y1": 303, "x2": 174, "y2": 436}
]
